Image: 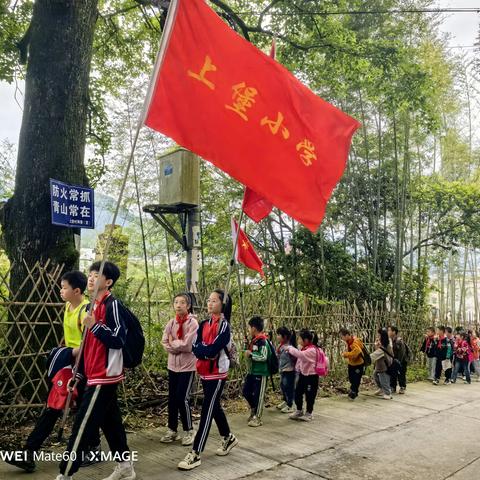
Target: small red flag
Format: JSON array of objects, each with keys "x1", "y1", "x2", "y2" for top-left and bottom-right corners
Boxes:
[
  {"x1": 144, "y1": 0, "x2": 360, "y2": 232},
  {"x1": 231, "y1": 218, "x2": 264, "y2": 277}
]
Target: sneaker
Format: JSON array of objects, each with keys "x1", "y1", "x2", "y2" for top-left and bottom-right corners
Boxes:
[
  {"x1": 281, "y1": 405, "x2": 294, "y2": 413},
  {"x1": 55, "y1": 476, "x2": 72, "y2": 480},
  {"x1": 444, "y1": 379, "x2": 451, "y2": 385},
  {"x1": 248, "y1": 409, "x2": 255, "y2": 422},
  {"x1": 216, "y1": 433, "x2": 238, "y2": 456},
  {"x1": 383, "y1": 395, "x2": 392, "y2": 400},
  {"x1": 181, "y1": 429, "x2": 196, "y2": 446},
  {"x1": 248, "y1": 416, "x2": 263, "y2": 427},
  {"x1": 432, "y1": 379, "x2": 439, "y2": 385},
  {"x1": 5, "y1": 449, "x2": 36, "y2": 473},
  {"x1": 178, "y1": 452, "x2": 201, "y2": 471},
  {"x1": 102, "y1": 462, "x2": 136, "y2": 480},
  {"x1": 464, "y1": 380, "x2": 471, "y2": 384},
  {"x1": 348, "y1": 391, "x2": 357, "y2": 401},
  {"x1": 299, "y1": 412, "x2": 313, "y2": 422},
  {"x1": 398, "y1": 388, "x2": 406, "y2": 394},
  {"x1": 289, "y1": 410, "x2": 304, "y2": 420},
  {"x1": 160, "y1": 428, "x2": 180, "y2": 443},
  {"x1": 80, "y1": 444, "x2": 102, "y2": 467},
  {"x1": 276, "y1": 401, "x2": 287, "y2": 410},
  {"x1": 374, "y1": 389, "x2": 383, "y2": 396}
]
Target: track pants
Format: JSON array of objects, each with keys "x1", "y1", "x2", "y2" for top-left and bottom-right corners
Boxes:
[
  {"x1": 193, "y1": 379, "x2": 230, "y2": 454},
  {"x1": 26, "y1": 379, "x2": 101, "y2": 453},
  {"x1": 434, "y1": 358, "x2": 452, "y2": 381},
  {"x1": 167, "y1": 370, "x2": 195, "y2": 432},
  {"x1": 348, "y1": 364, "x2": 364, "y2": 398},
  {"x1": 243, "y1": 374, "x2": 268, "y2": 418},
  {"x1": 295, "y1": 374, "x2": 319, "y2": 414},
  {"x1": 59, "y1": 383, "x2": 130, "y2": 476},
  {"x1": 390, "y1": 361, "x2": 408, "y2": 390},
  {"x1": 280, "y1": 371, "x2": 296, "y2": 407}
]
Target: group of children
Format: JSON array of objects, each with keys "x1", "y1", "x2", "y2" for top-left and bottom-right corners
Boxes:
[
  {"x1": 7, "y1": 265, "x2": 479, "y2": 478},
  {"x1": 421, "y1": 325, "x2": 480, "y2": 385},
  {"x1": 161, "y1": 296, "x2": 329, "y2": 471}
]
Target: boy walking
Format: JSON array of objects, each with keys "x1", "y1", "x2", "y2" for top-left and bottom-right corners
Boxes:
[
  {"x1": 340, "y1": 328, "x2": 366, "y2": 400},
  {"x1": 388, "y1": 326, "x2": 409, "y2": 394},
  {"x1": 420, "y1": 327, "x2": 436, "y2": 380},
  {"x1": 56, "y1": 261, "x2": 135, "y2": 480},
  {"x1": 433, "y1": 326, "x2": 451, "y2": 385},
  {"x1": 4, "y1": 271, "x2": 100, "y2": 473},
  {"x1": 243, "y1": 316, "x2": 270, "y2": 427}
]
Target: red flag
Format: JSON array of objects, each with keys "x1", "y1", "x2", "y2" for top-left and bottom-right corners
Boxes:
[
  {"x1": 144, "y1": 0, "x2": 360, "y2": 232},
  {"x1": 231, "y1": 218, "x2": 264, "y2": 277},
  {"x1": 242, "y1": 40, "x2": 276, "y2": 223}
]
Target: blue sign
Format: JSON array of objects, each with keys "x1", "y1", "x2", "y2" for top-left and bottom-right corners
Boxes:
[{"x1": 50, "y1": 179, "x2": 95, "y2": 229}]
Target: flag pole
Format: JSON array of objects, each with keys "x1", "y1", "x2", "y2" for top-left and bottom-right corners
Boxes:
[
  {"x1": 224, "y1": 208, "x2": 244, "y2": 302},
  {"x1": 62, "y1": 0, "x2": 180, "y2": 471}
]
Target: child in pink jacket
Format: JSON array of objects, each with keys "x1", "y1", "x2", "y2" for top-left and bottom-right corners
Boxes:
[
  {"x1": 286, "y1": 329, "x2": 324, "y2": 422},
  {"x1": 161, "y1": 293, "x2": 198, "y2": 445}
]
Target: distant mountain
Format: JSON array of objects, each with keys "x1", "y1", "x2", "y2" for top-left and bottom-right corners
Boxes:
[{"x1": 80, "y1": 192, "x2": 136, "y2": 249}]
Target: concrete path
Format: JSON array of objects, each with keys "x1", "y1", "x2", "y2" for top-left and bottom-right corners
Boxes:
[{"x1": 2, "y1": 380, "x2": 480, "y2": 480}]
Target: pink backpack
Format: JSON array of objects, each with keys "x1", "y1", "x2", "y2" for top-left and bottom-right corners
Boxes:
[{"x1": 315, "y1": 347, "x2": 329, "y2": 376}]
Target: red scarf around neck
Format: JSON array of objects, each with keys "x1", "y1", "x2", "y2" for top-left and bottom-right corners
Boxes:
[
  {"x1": 175, "y1": 313, "x2": 189, "y2": 339},
  {"x1": 249, "y1": 333, "x2": 268, "y2": 351}
]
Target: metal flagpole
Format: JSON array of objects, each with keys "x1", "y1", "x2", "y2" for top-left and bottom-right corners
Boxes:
[{"x1": 62, "y1": 0, "x2": 180, "y2": 473}]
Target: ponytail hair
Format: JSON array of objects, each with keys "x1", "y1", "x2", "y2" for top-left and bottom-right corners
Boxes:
[
  {"x1": 299, "y1": 328, "x2": 320, "y2": 347},
  {"x1": 276, "y1": 326, "x2": 298, "y2": 348},
  {"x1": 213, "y1": 289, "x2": 232, "y2": 322}
]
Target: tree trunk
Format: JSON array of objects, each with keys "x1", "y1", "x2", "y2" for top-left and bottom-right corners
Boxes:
[{"x1": 1, "y1": 0, "x2": 98, "y2": 293}]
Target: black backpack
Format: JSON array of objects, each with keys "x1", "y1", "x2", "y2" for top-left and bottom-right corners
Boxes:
[
  {"x1": 266, "y1": 339, "x2": 279, "y2": 375},
  {"x1": 104, "y1": 296, "x2": 145, "y2": 369},
  {"x1": 381, "y1": 347, "x2": 401, "y2": 376},
  {"x1": 360, "y1": 342, "x2": 372, "y2": 367}
]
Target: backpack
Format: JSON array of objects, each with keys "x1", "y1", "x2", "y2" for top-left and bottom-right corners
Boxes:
[
  {"x1": 224, "y1": 340, "x2": 239, "y2": 369},
  {"x1": 315, "y1": 347, "x2": 329, "y2": 377},
  {"x1": 360, "y1": 342, "x2": 372, "y2": 367},
  {"x1": 266, "y1": 339, "x2": 279, "y2": 375},
  {"x1": 47, "y1": 367, "x2": 78, "y2": 410},
  {"x1": 104, "y1": 296, "x2": 145, "y2": 369},
  {"x1": 381, "y1": 347, "x2": 401, "y2": 376}
]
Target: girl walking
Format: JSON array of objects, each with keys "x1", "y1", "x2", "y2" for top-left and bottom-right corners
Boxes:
[
  {"x1": 286, "y1": 329, "x2": 326, "y2": 422},
  {"x1": 452, "y1": 332, "x2": 471, "y2": 384},
  {"x1": 371, "y1": 328, "x2": 394, "y2": 400},
  {"x1": 178, "y1": 289, "x2": 238, "y2": 471},
  {"x1": 276, "y1": 327, "x2": 297, "y2": 414},
  {"x1": 161, "y1": 293, "x2": 198, "y2": 446}
]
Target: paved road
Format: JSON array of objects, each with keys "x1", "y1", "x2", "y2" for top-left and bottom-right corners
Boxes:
[{"x1": 2, "y1": 380, "x2": 480, "y2": 479}]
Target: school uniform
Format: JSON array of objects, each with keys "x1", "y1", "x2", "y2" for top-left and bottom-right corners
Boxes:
[
  {"x1": 277, "y1": 343, "x2": 296, "y2": 407},
  {"x1": 161, "y1": 313, "x2": 198, "y2": 433},
  {"x1": 390, "y1": 336, "x2": 408, "y2": 391},
  {"x1": 243, "y1": 334, "x2": 269, "y2": 419},
  {"x1": 59, "y1": 292, "x2": 132, "y2": 477},
  {"x1": 434, "y1": 336, "x2": 450, "y2": 381},
  {"x1": 191, "y1": 314, "x2": 232, "y2": 453},
  {"x1": 420, "y1": 335, "x2": 437, "y2": 380}
]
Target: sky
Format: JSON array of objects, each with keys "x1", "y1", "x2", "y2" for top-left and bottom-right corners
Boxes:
[{"x1": 0, "y1": 0, "x2": 478, "y2": 148}]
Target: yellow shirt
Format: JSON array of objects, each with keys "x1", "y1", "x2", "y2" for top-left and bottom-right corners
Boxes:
[{"x1": 63, "y1": 299, "x2": 89, "y2": 348}]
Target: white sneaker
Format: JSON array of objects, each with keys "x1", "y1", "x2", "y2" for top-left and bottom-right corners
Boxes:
[
  {"x1": 182, "y1": 429, "x2": 196, "y2": 446},
  {"x1": 374, "y1": 389, "x2": 383, "y2": 396},
  {"x1": 102, "y1": 462, "x2": 136, "y2": 480},
  {"x1": 289, "y1": 410, "x2": 304, "y2": 420},
  {"x1": 160, "y1": 428, "x2": 180, "y2": 443},
  {"x1": 299, "y1": 412, "x2": 313, "y2": 422},
  {"x1": 383, "y1": 395, "x2": 392, "y2": 400},
  {"x1": 248, "y1": 415, "x2": 263, "y2": 427},
  {"x1": 178, "y1": 452, "x2": 201, "y2": 470},
  {"x1": 216, "y1": 433, "x2": 238, "y2": 456},
  {"x1": 281, "y1": 405, "x2": 294, "y2": 414},
  {"x1": 276, "y1": 401, "x2": 287, "y2": 410},
  {"x1": 55, "y1": 476, "x2": 72, "y2": 480}
]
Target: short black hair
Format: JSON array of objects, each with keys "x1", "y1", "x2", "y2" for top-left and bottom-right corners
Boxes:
[
  {"x1": 249, "y1": 316, "x2": 264, "y2": 332},
  {"x1": 61, "y1": 271, "x2": 87, "y2": 293},
  {"x1": 89, "y1": 261, "x2": 121, "y2": 288},
  {"x1": 389, "y1": 326, "x2": 399, "y2": 335},
  {"x1": 427, "y1": 327, "x2": 435, "y2": 333},
  {"x1": 174, "y1": 292, "x2": 193, "y2": 313},
  {"x1": 446, "y1": 327, "x2": 453, "y2": 334},
  {"x1": 438, "y1": 325, "x2": 446, "y2": 333},
  {"x1": 339, "y1": 328, "x2": 351, "y2": 336}
]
